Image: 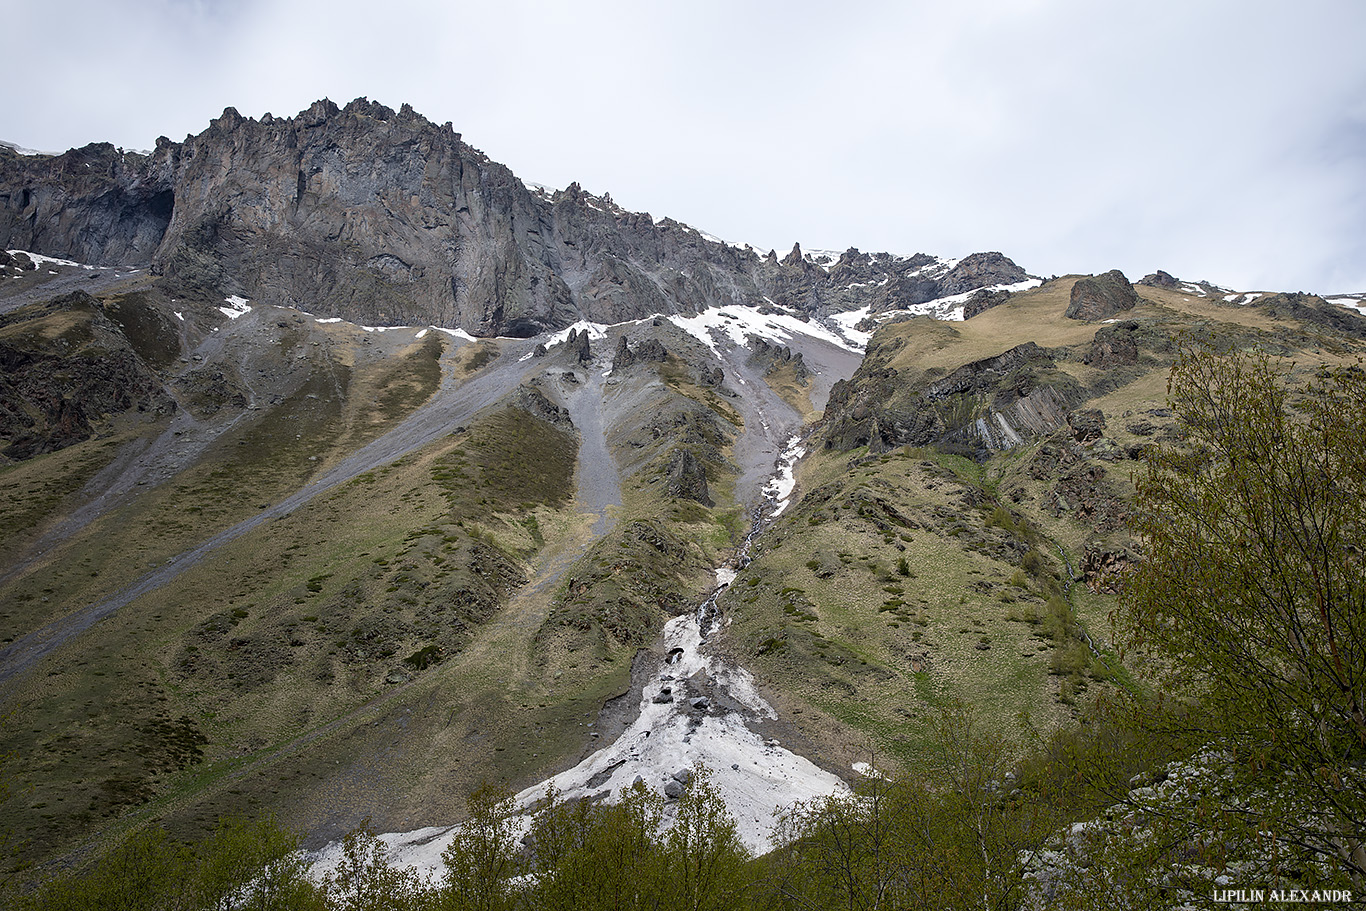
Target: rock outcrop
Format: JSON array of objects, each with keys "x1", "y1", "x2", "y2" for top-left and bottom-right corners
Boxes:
[
  {"x1": 611, "y1": 335, "x2": 667, "y2": 373},
  {"x1": 1065, "y1": 270, "x2": 1139, "y2": 321},
  {"x1": 748, "y1": 338, "x2": 808, "y2": 381},
  {"x1": 0, "y1": 142, "x2": 176, "y2": 267},
  {"x1": 0, "y1": 292, "x2": 175, "y2": 461},
  {"x1": 822, "y1": 340, "x2": 1079, "y2": 456},
  {"x1": 1083, "y1": 321, "x2": 1140, "y2": 368},
  {"x1": 566, "y1": 328, "x2": 592, "y2": 364},
  {"x1": 665, "y1": 448, "x2": 711, "y2": 505},
  {"x1": 1255, "y1": 292, "x2": 1366, "y2": 339},
  {"x1": 1137, "y1": 270, "x2": 1181, "y2": 289},
  {"x1": 1079, "y1": 542, "x2": 1134, "y2": 594}
]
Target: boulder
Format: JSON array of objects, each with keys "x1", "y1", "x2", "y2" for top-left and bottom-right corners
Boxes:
[
  {"x1": 1084, "y1": 321, "x2": 1140, "y2": 368},
  {"x1": 1065, "y1": 270, "x2": 1139, "y2": 321},
  {"x1": 1067, "y1": 409, "x2": 1107, "y2": 443}
]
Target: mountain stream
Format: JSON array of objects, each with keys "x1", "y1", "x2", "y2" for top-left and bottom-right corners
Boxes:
[{"x1": 309, "y1": 433, "x2": 850, "y2": 876}]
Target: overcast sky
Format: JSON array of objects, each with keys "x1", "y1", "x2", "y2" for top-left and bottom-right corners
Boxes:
[{"x1": 6, "y1": 0, "x2": 1364, "y2": 293}]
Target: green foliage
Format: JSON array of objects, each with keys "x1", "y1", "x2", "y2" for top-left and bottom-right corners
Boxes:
[
  {"x1": 771, "y1": 703, "x2": 1053, "y2": 911},
  {"x1": 663, "y1": 768, "x2": 750, "y2": 911},
  {"x1": 192, "y1": 815, "x2": 309, "y2": 911},
  {"x1": 439, "y1": 785, "x2": 521, "y2": 911},
  {"x1": 1123, "y1": 346, "x2": 1366, "y2": 886},
  {"x1": 322, "y1": 821, "x2": 425, "y2": 911},
  {"x1": 519, "y1": 772, "x2": 748, "y2": 911},
  {"x1": 17, "y1": 816, "x2": 320, "y2": 911},
  {"x1": 523, "y1": 783, "x2": 667, "y2": 911}
]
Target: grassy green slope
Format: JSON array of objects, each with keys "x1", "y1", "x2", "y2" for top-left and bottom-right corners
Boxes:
[{"x1": 712, "y1": 278, "x2": 1366, "y2": 775}]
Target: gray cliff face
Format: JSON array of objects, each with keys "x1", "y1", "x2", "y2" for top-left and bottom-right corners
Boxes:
[
  {"x1": 0, "y1": 98, "x2": 1033, "y2": 336},
  {"x1": 0, "y1": 142, "x2": 176, "y2": 265},
  {"x1": 156, "y1": 99, "x2": 574, "y2": 335}
]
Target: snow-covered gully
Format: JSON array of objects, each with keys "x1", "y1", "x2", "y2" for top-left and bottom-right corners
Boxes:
[{"x1": 309, "y1": 436, "x2": 847, "y2": 878}]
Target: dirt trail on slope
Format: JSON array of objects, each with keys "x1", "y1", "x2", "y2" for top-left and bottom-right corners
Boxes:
[
  {"x1": 0, "y1": 335, "x2": 545, "y2": 685},
  {"x1": 82, "y1": 348, "x2": 630, "y2": 849}
]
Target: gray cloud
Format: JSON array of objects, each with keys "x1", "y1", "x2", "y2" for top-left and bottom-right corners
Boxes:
[{"x1": 5, "y1": 0, "x2": 1364, "y2": 292}]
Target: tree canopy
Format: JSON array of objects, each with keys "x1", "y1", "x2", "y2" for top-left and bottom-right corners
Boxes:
[{"x1": 1123, "y1": 346, "x2": 1366, "y2": 885}]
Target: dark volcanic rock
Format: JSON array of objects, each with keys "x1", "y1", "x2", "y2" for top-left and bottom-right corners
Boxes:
[
  {"x1": 0, "y1": 250, "x2": 35, "y2": 272},
  {"x1": 822, "y1": 340, "x2": 1077, "y2": 455},
  {"x1": 938, "y1": 252, "x2": 1028, "y2": 297},
  {"x1": 1080, "y1": 542, "x2": 1134, "y2": 594},
  {"x1": 0, "y1": 100, "x2": 774, "y2": 335},
  {"x1": 748, "y1": 337, "x2": 808, "y2": 381},
  {"x1": 1256, "y1": 292, "x2": 1366, "y2": 339},
  {"x1": 570, "y1": 328, "x2": 591, "y2": 363},
  {"x1": 1084, "y1": 321, "x2": 1140, "y2": 367},
  {"x1": 612, "y1": 335, "x2": 633, "y2": 371},
  {"x1": 514, "y1": 384, "x2": 572, "y2": 429},
  {"x1": 611, "y1": 336, "x2": 667, "y2": 373},
  {"x1": 1066, "y1": 270, "x2": 1139, "y2": 321},
  {"x1": 925, "y1": 343, "x2": 1056, "y2": 401},
  {"x1": 1067, "y1": 409, "x2": 1107, "y2": 443},
  {"x1": 962, "y1": 288, "x2": 1013, "y2": 319},
  {"x1": 1137, "y1": 270, "x2": 1181, "y2": 289},
  {"x1": 665, "y1": 448, "x2": 711, "y2": 505},
  {"x1": 0, "y1": 141, "x2": 176, "y2": 267}
]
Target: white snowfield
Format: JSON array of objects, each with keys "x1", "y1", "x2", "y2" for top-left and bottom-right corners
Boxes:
[
  {"x1": 828, "y1": 306, "x2": 873, "y2": 349},
  {"x1": 669, "y1": 304, "x2": 855, "y2": 354},
  {"x1": 514, "y1": 603, "x2": 849, "y2": 856},
  {"x1": 310, "y1": 588, "x2": 849, "y2": 881},
  {"x1": 220, "y1": 295, "x2": 252, "y2": 319},
  {"x1": 1328, "y1": 296, "x2": 1366, "y2": 315}
]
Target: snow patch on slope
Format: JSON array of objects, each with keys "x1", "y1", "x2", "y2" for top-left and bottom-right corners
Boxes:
[
  {"x1": 220, "y1": 295, "x2": 252, "y2": 319},
  {"x1": 7, "y1": 249, "x2": 99, "y2": 270},
  {"x1": 544, "y1": 319, "x2": 613, "y2": 348},
  {"x1": 1328, "y1": 296, "x2": 1366, "y2": 316},
  {"x1": 763, "y1": 436, "x2": 805, "y2": 518},
  {"x1": 669, "y1": 305, "x2": 855, "y2": 353},
  {"x1": 512, "y1": 603, "x2": 846, "y2": 855},
  {"x1": 828, "y1": 306, "x2": 873, "y2": 350}
]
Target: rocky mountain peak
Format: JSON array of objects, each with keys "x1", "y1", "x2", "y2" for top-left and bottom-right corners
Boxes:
[{"x1": 1, "y1": 98, "x2": 1047, "y2": 337}]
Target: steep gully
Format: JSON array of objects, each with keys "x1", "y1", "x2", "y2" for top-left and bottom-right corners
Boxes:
[{"x1": 310, "y1": 328, "x2": 854, "y2": 873}]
